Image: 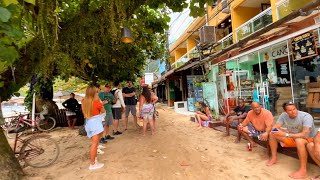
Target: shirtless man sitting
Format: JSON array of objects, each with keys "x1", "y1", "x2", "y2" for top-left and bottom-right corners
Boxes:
[
  {"x1": 266, "y1": 102, "x2": 316, "y2": 179},
  {"x1": 307, "y1": 128, "x2": 320, "y2": 180},
  {"x1": 238, "y1": 102, "x2": 273, "y2": 147},
  {"x1": 223, "y1": 99, "x2": 250, "y2": 137}
]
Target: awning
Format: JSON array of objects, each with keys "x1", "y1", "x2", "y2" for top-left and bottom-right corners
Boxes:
[{"x1": 163, "y1": 69, "x2": 175, "y2": 78}]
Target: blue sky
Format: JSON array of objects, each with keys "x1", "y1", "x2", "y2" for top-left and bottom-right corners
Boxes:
[{"x1": 168, "y1": 8, "x2": 194, "y2": 46}]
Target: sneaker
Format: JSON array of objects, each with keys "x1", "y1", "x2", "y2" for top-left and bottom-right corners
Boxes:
[
  {"x1": 113, "y1": 131, "x2": 122, "y2": 135},
  {"x1": 89, "y1": 162, "x2": 104, "y2": 170},
  {"x1": 105, "y1": 135, "x2": 115, "y2": 140},
  {"x1": 97, "y1": 149, "x2": 104, "y2": 154},
  {"x1": 99, "y1": 138, "x2": 108, "y2": 144},
  {"x1": 98, "y1": 145, "x2": 106, "y2": 149}
]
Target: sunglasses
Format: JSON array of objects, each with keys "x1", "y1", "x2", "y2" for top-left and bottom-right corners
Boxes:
[{"x1": 282, "y1": 101, "x2": 295, "y2": 110}]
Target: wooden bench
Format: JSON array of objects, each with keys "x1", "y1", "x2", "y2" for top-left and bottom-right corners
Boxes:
[{"x1": 213, "y1": 126, "x2": 317, "y2": 165}]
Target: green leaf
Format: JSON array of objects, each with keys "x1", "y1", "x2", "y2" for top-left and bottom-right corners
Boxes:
[
  {"x1": 0, "y1": 81, "x2": 4, "y2": 88},
  {"x1": 24, "y1": 0, "x2": 35, "y2": 5},
  {"x1": 2, "y1": 0, "x2": 18, "y2": 6},
  {"x1": 0, "y1": 46, "x2": 19, "y2": 64},
  {"x1": 0, "y1": 7, "x2": 11, "y2": 22}
]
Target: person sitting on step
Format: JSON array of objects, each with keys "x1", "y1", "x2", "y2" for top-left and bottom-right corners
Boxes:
[{"x1": 223, "y1": 99, "x2": 250, "y2": 137}]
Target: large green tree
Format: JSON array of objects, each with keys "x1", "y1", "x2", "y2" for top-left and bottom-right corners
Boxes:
[{"x1": 0, "y1": 0, "x2": 215, "y2": 179}]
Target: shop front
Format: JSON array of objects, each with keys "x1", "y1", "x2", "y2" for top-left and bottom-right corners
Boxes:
[{"x1": 212, "y1": 24, "x2": 320, "y2": 118}]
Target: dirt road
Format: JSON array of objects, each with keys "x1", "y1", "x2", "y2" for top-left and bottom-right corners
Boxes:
[{"x1": 24, "y1": 104, "x2": 319, "y2": 180}]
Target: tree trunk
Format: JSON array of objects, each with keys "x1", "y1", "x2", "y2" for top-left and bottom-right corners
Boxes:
[
  {"x1": 0, "y1": 97, "x2": 3, "y2": 125},
  {"x1": 0, "y1": 98, "x2": 24, "y2": 180}
]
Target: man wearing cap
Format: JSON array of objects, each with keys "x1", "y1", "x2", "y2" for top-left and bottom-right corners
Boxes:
[
  {"x1": 307, "y1": 128, "x2": 320, "y2": 179},
  {"x1": 98, "y1": 84, "x2": 115, "y2": 143},
  {"x1": 122, "y1": 80, "x2": 138, "y2": 130},
  {"x1": 267, "y1": 102, "x2": 316, "y2": 179}
]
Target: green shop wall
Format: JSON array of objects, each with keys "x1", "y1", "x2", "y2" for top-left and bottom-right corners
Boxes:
[
  {"x1": 226, "y1": 60, "x2": 238, "y2": 70},
  {"x1": 169, "y1": 81, "x2": 175, "y2": 99},
  {"x1": 207, "y1": 69, "x2": 214, "y2": 82}
]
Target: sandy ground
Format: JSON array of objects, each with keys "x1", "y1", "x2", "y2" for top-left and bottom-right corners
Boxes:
[{"x1": 20, "y1": 104, "x2": 320, "y2": 180}]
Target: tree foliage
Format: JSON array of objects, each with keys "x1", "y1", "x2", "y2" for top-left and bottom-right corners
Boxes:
[{"x1": 0, "y1": 0, "x2": 216, "y2": 101}]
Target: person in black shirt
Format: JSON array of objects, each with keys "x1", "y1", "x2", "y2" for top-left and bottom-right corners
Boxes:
[
  {"x1": 122, "y1": 80, "x2": 138, "y2": 130},
  {"x1": 62, "y1": 93, "x2": 80, "y2": 129},
  {"x1": 223, "y1": 99, "x2": 250, "y2": 137}
]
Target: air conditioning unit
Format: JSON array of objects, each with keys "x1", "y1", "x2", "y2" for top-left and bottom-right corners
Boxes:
[
  {"x1": 220, "y1": 0, "x2": 230, "y2": 14},
  {"x1": 199, "y1": 26, "x2": 216, "y2": 44}
]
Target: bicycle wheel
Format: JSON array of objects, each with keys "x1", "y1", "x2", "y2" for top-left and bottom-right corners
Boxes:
[
  {"x1": 37, "y1": 117, "x2": 56, "y2": 132},
  {"x1": 4, "y1": 118, "x2": 24, "y2": 139},
  {"x1": 20, "y1": 136, "x2": 59, "y2": 168}
]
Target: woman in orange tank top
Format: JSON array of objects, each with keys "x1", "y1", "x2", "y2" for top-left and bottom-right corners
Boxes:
[{"x1": 82, "y1": 85, "x2": 105, "y2": 170}]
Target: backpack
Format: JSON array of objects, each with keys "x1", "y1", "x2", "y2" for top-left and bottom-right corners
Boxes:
[
  {"x1": 78, "y1": 125, "x2": 87, "y2": 136},
  {"x1": 110, "y1": 89, "x2": 119, "y2": 105}
]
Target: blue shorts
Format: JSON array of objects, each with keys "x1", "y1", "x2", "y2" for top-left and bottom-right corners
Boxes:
[{"x1": 85, "y1": 115, "x2": 104, "y2": 138}]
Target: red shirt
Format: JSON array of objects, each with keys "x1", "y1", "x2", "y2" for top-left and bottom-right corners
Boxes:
[
  {"x1": 82, "y1": 99, "x2": 103, "y2": 117},
  {"x1": 92, "y1": 99, "x2": 103, "y2": 116}
]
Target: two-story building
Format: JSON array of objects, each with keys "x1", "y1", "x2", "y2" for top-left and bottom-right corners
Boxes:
[{"x1": 155, "y1": 0, "x2": 320, "y2": 119}]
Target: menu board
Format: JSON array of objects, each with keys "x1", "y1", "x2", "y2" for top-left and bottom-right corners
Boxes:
[
  {"x1": 218, "y1": 61, "x2": 226, "y2": 75},
  {"x1": 291, "y1": 31, "x2": 318, "y2": 61}
]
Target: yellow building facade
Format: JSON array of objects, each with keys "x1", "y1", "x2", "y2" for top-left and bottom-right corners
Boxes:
[{"x1": 168, "y1": 0, "x2": 314, "y2": 68}]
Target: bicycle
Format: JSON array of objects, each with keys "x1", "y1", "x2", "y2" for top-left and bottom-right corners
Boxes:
[
  {"x1": 4, "y1": 111, "x2": 56, "y2": 139},
  {"x1": 9, "y1": 126, "x2": 60, "y2": 168}
]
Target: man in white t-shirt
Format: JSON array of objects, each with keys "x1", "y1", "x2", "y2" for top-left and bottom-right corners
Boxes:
[
  {"x1": 307, "y1": 128, "x2": 320, "y2": 178},
  {"x1": 267, "y1": 102, "x2": 316, "y2": 179},
  {"x1": 111, "y1": 81, "x2": 126, "y2": 135}
]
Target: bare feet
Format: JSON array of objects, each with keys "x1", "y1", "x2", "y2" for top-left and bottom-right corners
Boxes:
[
  {"x1": 288, "y1": 169, "x2": 307, "y2": 179},
  {"x1": 266, "y1": 158, "x2": 277, "y2": 166}
]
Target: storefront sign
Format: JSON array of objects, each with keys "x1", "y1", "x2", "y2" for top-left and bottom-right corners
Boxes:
[
  {"x1": 291, "y1": 31, "x2": 318, "y2": 61},
  {"x1": 218, "y1": 61, "x2": 226, "y2": 75},
  {"x1": 144, "y1": 73, "x2": 154, "y2": 85},
  {"x1": 194, "y1": 86, "x2": 204, "y2": 110},
  {"x1": 262, "y1": 45, "x2": 288, "y2": 61},
  {"x1": 280, "y1": 64, "x2": 288, "y2": 75}
]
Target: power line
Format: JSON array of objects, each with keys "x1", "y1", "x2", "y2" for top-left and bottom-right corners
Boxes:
[{"x1": 169, "y1": 9, "x2": 190, "y2": 29}]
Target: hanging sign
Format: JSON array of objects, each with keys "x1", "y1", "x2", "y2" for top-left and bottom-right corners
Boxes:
[
  {"x1": 218, "y1": 61, "x2": 226, "y2": 75},
  {"x1": 291, "y1": 31, "x2": 318, "y2": 61}
]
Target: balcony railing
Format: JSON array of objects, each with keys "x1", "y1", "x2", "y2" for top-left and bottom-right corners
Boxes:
[
  {"x1": 276, "y1": 0, "x2": 312, "y2": 20},
  {"x1": 219, "y1": 33, "x2": 233, "y2": 49},
  {"x1": 235, "y1": 7, "x2": 272, "y2": 42},
  {"x1": 171, "y1": 47, "x2": 200, "y2": 69}
]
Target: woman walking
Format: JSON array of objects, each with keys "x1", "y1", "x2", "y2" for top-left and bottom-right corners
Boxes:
[
  {"x1": 82, "y1": 85, "x2": 105, "y2": 170},
  {"x1": 139, "y1": 86, "x2": 158, "y2": 136}
]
